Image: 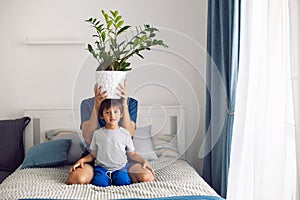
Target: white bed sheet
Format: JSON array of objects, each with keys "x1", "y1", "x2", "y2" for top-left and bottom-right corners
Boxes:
[{"x1": 0, "y1": 157, "x2": 219, "y2": 199}]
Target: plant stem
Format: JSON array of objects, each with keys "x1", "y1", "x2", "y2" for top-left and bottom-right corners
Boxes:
[{"x1": 120, "y1": 47, "x2": 146, "y2": 63}]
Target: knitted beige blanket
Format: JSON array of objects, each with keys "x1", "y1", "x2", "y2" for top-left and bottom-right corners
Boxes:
[{"x1": 0, "y1": 158, "x2": 219, "y2": 199}]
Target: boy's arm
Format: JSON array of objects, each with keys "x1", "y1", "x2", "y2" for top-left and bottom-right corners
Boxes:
[
  {"x1": 81, "y1": 153, "x2": 95, "y2": 163},
  {"x1": 127, "y1": 151, "x2": 154, "y2": 175},
  {"x1": 70, "y1": 152, "x2": 95, "y2": 172}
]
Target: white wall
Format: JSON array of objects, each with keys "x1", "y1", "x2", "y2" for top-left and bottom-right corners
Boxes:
[{"x1": 0, "y1": 0, "x2": 207, "y2": 174}]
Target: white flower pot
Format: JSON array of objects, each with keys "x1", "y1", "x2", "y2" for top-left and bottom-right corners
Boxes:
[{"x1": 95, "y1": 71, "x2": 127, "y2": 99}]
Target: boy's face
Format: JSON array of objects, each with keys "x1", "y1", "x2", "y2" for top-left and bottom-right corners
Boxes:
[{"x1": 101, "y1": 106, "x2": 123, "y2": 127}]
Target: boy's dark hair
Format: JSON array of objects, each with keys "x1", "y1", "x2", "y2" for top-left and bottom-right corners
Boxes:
[{"x1": 99, "y1": 99, "x2": 123, "y2": 117}]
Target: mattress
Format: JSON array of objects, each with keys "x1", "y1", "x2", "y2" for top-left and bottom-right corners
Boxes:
[{"x1": 0, "y1": 157, "x2": 220, "y2": 199}]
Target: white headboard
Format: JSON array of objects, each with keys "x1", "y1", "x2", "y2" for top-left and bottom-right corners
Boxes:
[{"x1": 24, "y1": 105, "x2": 185, "y2": 156}]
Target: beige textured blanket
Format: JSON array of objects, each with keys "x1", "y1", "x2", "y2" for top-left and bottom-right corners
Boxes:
[{"x1": 0, "y1": 158, "x2": 219, "y2": 199}]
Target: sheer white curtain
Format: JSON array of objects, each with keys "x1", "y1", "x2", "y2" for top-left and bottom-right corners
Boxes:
[
  {"x1": 290, "y1": 0, "x2": 300, "y2": 198},
  {"x1": 227, "y1": 0, "x2": 299, "y2": 199}
]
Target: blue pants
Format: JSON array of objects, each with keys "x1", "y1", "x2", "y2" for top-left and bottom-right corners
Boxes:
[{"x1": 91, "y1": 165, "x2": 131, "y2": 187}]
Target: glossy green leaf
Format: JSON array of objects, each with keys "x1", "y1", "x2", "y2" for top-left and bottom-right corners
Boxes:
[
  {"x1": 116, "y1": 20, "x2": 124, "y2": 29},
  {"x1": 133, "y1": 38, "x2": 139, "y2": 47},
  {"x1": 115, "y1": 16, "x2": 122, "y2": 22},
  {"x1": 140, "y1": 35, "x2": 147, "y2": 43},
  {"x1": 101, "y1": 32, "x2": 106, "y2": 42},
  {"x1": 110, "y1": 10, "x2": 118, "y2": 18},
  {"x1": 117, "y1": 25, "x2": 131, "y2": 35},
  {"x1": 136, "y1": 53, "x2": 144, "y2": 59},
  {"x1": 107, "y1": 20, "x2": 113, "y2": 28}
]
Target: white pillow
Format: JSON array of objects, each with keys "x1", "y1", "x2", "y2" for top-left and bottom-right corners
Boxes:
[
  {"x1": 133, "y1": 125, "x2": 158, "y2": 160},
  {"x1": 152, "y1": 134, "x2": 179, "y2": 157}
]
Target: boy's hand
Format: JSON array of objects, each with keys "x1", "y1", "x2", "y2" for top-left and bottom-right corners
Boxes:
[
  {"x1": 142, "y1": 160, "x2": 155, "y2": 177},
  {"x1": 70, "y1": 160, "x2": 85, "y2": 172}
]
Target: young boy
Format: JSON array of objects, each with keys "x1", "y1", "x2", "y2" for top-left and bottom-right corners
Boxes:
[{"x1": 70, "y1": 99, "x2": 154, "y2": 187}]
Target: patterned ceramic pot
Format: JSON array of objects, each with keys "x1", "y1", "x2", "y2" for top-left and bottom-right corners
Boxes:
[{"x1": 95, "y1": 71, "x2": 127, "y2": 99}]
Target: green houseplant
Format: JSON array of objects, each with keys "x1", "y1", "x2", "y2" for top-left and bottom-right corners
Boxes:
[
  {"x1": 85, "y1": 10, "x2": 168, "y2": 71},
  {"x1": 85, "y1": 10, "x2": 168, "y2": 99},
  {"x1": 85, "y1": 10, "x2": 168, "y2": 98}
]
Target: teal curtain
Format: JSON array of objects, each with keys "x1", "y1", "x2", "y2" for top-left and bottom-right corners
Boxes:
[{"x1": 202, "y1": 0, "x2": 240, "y2": 198}]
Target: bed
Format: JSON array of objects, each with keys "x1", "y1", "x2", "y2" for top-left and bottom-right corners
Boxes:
[{"x1": 0, "y1": 105, "x2": 223, "y2": 200}]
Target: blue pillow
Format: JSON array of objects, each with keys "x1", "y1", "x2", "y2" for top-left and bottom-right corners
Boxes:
[{"x1": 21, "y1": 139, "x2": 71, "y2": 169}]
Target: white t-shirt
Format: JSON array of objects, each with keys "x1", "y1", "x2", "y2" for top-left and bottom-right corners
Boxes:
[{"x1": 89, "y1": 127, "x2": 135, "y2": 171}]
